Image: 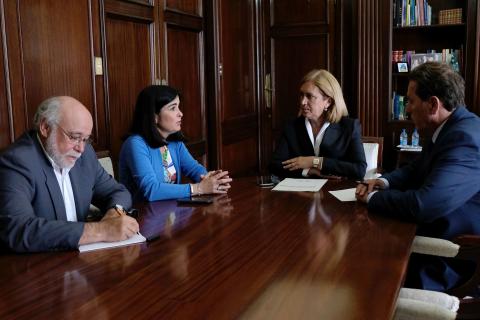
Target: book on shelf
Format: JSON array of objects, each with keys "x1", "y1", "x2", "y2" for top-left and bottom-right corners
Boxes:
[
  {"x1": 392, "y1": 92, "x2": 408, "y2": 121},
  {"x1": 392, "y1": 48, "x2": 462, "y2": 72},
  {"x1": 394, "y1": 0, "x2": 431, "y2": 27}
]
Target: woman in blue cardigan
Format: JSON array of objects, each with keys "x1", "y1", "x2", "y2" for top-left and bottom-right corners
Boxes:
[{"x1": 119, "y1": 85, "x2": 232, "y2": 202}]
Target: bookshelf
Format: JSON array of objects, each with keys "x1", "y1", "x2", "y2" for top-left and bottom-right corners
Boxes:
[{"x1": 384, "y1": 0, "x2": 477, "y2": 169}]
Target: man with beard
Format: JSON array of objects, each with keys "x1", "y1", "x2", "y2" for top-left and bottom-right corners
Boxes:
[{"x1": 0, "y1": 96, "x2": 139, "y2": 252}]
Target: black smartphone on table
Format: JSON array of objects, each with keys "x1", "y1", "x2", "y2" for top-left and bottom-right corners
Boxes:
[{"x1": 177, "y1": 196, "x2": 214, "y2": 204}]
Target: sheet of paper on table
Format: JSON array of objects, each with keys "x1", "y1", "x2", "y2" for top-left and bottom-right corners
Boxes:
[
  {"x1": 79, "y1": 233, "x2": 146, "y2": 253},
  {"x1": 329, "y1": 188, "x2": 357, "y2": 202},
  {"x1": 272, "y1": 178, "x2": 328, "y2": 192}
]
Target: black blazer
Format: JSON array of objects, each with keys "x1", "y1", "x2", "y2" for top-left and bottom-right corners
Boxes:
[{"x1": 270, "y1": 116, "x2": 367, "y2": 180}]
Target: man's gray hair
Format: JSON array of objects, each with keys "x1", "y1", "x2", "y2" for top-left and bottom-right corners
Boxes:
[{"x1": 33, "y1": 97, "x2": 63, "y2": 129}]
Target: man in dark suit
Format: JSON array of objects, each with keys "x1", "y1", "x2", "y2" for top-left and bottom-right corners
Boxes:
[
  {"x1": 0, "y1": 96, "x2": 139, "y2": 252},
  {"x1": 356, "y1": 62, "x2": 480, "y2": 292}
]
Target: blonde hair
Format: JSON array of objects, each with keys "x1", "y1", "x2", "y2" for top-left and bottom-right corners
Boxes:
[{"x1": 301, "y1": 69, "x2": 348, "y2": 123}]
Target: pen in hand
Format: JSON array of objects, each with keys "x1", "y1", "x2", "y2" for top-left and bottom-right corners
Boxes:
[
  {"x1": 114, "y1": 206, "x2": 126, "y2": 216},
  {"x1": 114, "y1": 206, "x2": 140, "y2": 235}
]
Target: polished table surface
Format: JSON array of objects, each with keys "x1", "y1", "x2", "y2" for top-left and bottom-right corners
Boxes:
[{"x1": 0, "y1": 178, "x2": 416, "y2": 320}]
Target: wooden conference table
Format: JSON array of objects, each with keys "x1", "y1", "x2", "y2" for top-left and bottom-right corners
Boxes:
[{"x1": 0, "y1": 177, "x2": 416, "y2": 320}]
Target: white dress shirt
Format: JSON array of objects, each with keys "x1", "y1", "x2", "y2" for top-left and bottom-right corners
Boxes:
[
  {"x1": 302, "y1": 118, "x2": 330, "y2": 177},
  {"x1": 37, "y1": 135, "x2": 77, "y2": 221}
]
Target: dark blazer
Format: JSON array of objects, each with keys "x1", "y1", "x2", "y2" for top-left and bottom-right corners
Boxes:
[
  {"x1": 0, "y1": 130, "x2": 132, "y2": 252},
  {"x1": 270, "y1": 116, "x2": 367, "y2": 180},
  {"x1": 369, "y1": 107, "x2": 480, "y2": 291}
]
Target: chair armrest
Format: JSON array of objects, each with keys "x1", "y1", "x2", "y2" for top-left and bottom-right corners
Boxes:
[
  {"x1": 394, "y1": 298, "x2": 457, "y2": 320},
  {"x1": 411, "y1": 236, "x2": 460, "y2": 258}
]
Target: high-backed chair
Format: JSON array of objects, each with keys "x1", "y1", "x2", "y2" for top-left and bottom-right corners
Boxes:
[
  {"x1": 361, "y1": 136, "x2": 383, "y2": 180},
  {"x1": 96, "y1": 150, "x2": 114, "y2": 177},
  {"x1": 411, "y1": 235, "x2": 480, "y2": 300},
  {"x1": 394, "y1": 235, "x2": 480, "y2": 320},
  {"x1": 88, "y1": 151, "x2": 115, "y2": 218}
]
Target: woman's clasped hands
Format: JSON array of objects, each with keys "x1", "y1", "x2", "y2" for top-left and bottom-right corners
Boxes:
[{"x1": 193, "y1": 170, "x2": 232, "y2": 195}]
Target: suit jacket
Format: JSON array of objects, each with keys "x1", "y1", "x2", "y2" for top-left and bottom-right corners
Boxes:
[
  {"x1": 0, "y1": 130, "x2": 132, "y2": 252},
  {"x1": 270, "y1": 116, "x2": 367, "y2": 180},
  {"x1": 369, "y1": 107, "x2": 480, "y2": 291}
]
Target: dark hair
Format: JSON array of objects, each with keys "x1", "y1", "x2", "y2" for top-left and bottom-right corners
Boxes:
[
  {"x1": 408, "y1": 62, "x2": 465, "y2": 111},
  {"x1": 129, "y1": 85, "x2": 185, "y2": 148}
]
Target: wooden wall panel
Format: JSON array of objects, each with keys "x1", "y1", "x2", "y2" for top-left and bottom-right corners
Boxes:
[
  {"x1": 468, "y1": 0, "x2": 480, "y2": 115},
  {"x1": 273, "y1": 0, "x2": 327, "y2": 25},
  {"x1": 163, "y1": 7, "x2": 206, "y2": 163},
  {"x1": 3, "y1": 0, "x2": 97, "y2": 140},
  {"x1": 263, "y1": 0, "x2": 336, "y2": 171},
  {"x1": 355, "y1": 0, "x2": 389, "y2": 137},
  {"x1": 0, "y1": 13, "x2": 11, "y2": 149},
  {"x1": 104, "y1": 12, "x2": 153, "y2": 163},
  {"x1": 166, "y1": 26, "x2": 204, "y2": 146},
  {"x1": 272, "y1": 36, "x2": 329, "y2": 132},
  {"x1": 3, "y1": 1, "x2": 26, "y2": 139},
  {"x1": 166, "y1": 0, "x2": 200, "y2": 15},
  {"x1": 220, "y1": 1, "x2": 255, "y2": 121},
  {"x1": 476, "y1": 0, "x2": 480, "y2": 115},
  {"x1": 216, "y1": 0, "x2": 258, "y2": 176}
]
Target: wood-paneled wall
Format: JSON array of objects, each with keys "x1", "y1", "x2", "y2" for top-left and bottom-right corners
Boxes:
[
  {"x1": 163, "y1": 3, "x2": 207, "y2": 164},
  {"x1": 104, "y1": 0, "x2": 154, "y2": 163},
  {"x1": 1, "y1": 0, "x2": 102, "y2": 145},
  {"x1": 354, "y1": 0, "x2": 388, "y2": 137},
  {"x1": 0, "y1": 0, "x2": 208, "y2": 167},
  {"x1": 0, "y1": 19, "x2": 10, "y2": 148},
  {"x1": 205, "y1": 0, "x2": 259, "y2": 177},
  {"x1": 473, "y1": 0, "x2": 480, "y2": 115},
  {"x1": 1, "y1": 0, "x2": 478, "y2": 176}
]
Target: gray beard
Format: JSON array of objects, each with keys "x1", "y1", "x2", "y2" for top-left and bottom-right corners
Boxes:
[{"x1": 45, "y1": 129, "x2": 77, "y2": 169}]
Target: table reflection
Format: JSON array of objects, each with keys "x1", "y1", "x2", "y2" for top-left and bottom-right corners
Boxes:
[{"x1": 139, "y1": 200, "x2": 194, "y2": 241}]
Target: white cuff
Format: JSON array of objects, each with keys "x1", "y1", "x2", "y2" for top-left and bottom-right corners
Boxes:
[
  {"x1": 379, "y1": 177, "x2": 390, "y2": 189},
  {"x1": 302, "y1": 169, "x2": 310, "y2": 177}
]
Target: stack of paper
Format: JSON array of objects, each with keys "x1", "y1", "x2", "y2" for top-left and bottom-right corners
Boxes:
[{"x1": 79, "y1": 233, "x2": 146, "y2": 253}]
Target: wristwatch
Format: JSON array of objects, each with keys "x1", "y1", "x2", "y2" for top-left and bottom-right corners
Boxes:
[{"x1": 312, "y1": 157, "x2": 320, "y2": 168}]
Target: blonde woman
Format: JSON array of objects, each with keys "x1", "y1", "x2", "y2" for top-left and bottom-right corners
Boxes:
[{"x1": 270, "y1": 69, "x2": 366, "y2": 180}]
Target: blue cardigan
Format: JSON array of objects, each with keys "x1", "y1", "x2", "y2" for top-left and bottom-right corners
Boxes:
[{"x1": 119, "y1": 135, "x2": 207, "y2": 202}]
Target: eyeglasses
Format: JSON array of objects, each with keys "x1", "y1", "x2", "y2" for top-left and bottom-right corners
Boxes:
[{"x1": 55, "y1": 123, "x2": 93, "y2": 146}]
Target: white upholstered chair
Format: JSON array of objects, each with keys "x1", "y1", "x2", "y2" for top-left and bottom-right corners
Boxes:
[
  {"x1": 96, "y1": 150, "x2": 114, "y2": 177},
  {"x1": 88, "y1": 151, "x2": 114, "y2": 217},
  {"x1": 361, "y1": 136, "x2": 383, "y2": 180},
  {"x1": 393, "y1": 235, "x2": 480, "y2": 319}
]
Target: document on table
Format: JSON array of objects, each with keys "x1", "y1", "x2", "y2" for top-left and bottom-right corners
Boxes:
[
  {"x1": 329, "y1": 188, "x2": 357, "y2": 202},
  {"x1": 272, "y1": 178, "x2": 327, "y2": 192},
  {"x1": 79, "y1": 233, "x2": 146, "y2": 253}
]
